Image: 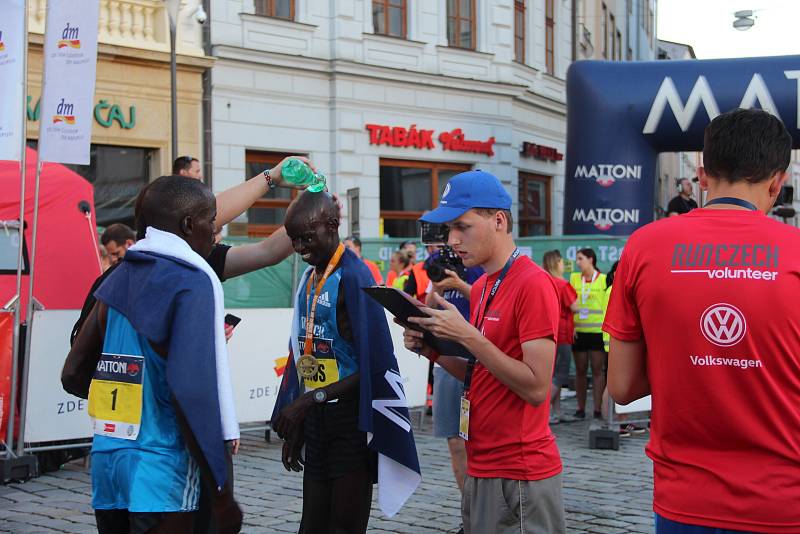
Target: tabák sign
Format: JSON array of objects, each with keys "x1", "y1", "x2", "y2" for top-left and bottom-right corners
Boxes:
[{"x1": 365, "y1": 123, "x2": 496, "y2": 157}]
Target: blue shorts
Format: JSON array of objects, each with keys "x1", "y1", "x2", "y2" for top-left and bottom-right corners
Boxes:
[
  {"x1": 432, "y1": 366, "x2": 464, "y2": 439},
  {"x1": 655, "y1": 513, "x2": 758, "y2": 534},
  {"x1": 92, "y1": 447, "x2": 200, "y2": 513}
]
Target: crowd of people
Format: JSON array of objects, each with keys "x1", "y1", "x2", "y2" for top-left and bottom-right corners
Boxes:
[{"x1": 59, "y1": 108, "x2": 799, "y2": 534}]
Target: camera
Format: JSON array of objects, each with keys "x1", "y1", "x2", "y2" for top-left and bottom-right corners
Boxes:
[
  {"x1": 194, "y1": 5, "x2": 208, "y2": 24},
  {"x1": 419, "y1": 221, "x2": 448, "y2": 245},
  {"x1": 419, "y1": 221, "x2": 467, "y2": 282},
  {"x1": 426, "y1": 246, "x2": 467, "y2": 282}
]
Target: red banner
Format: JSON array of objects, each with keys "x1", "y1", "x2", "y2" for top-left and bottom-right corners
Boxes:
[{"x1": 0, "y1": 313, "x2": 12, "y2": 441}]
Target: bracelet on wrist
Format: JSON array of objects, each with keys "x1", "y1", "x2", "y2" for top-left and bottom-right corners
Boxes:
[{"x1": 263, "y1": 169, "x2": 277, "y2": 189}]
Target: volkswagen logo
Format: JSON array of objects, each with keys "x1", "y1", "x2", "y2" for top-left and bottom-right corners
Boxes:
[{"x1": 700, "y1": 303, "x2": 747, "y2": 347}]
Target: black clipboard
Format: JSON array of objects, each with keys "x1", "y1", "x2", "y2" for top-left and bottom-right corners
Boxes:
[{"x1": 362, "y1": 286, "x2": 472, "y2": 359}]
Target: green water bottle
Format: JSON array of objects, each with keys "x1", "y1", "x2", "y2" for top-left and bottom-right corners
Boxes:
[{"x1": 281, "y1": 159, "x2": 327, "y2": 193}]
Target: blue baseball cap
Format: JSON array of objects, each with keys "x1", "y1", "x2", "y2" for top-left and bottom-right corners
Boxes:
[{"x1": 420, "y1": 170, "x2": 512, "y2": 224}]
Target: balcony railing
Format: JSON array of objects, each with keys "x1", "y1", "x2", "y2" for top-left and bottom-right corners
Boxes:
[{"x1": 28, "y1": 0, "x2": 205, "y2": 57}]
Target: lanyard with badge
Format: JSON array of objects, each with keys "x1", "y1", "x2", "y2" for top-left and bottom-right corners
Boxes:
[
  {"x1": 459, "y1": 248, "x2": 520, "y2": 440},
  {"x1": 297, "y1": 243, "x2": 345, "y2": 389},
  {"x1": 704, "y1": 197, "x2": 758, "y2": 211},
  {"x1": 579, "y1": 270, "x2": 599, "y2": 320}
]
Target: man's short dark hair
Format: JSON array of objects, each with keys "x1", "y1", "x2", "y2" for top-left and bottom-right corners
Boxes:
[
  {"x1": 101, "y1": 223, "x2": 136, "y2": 246},
  {"x1": 703, "y1": 108, "x2": 791, "y2": 184},
  {"x1": 285, "y1": 191, "x2": 339, "y2": 229},
  {"x1": 135, "y1": 175, "x2": 213, "y2": 238},
  {"x1": 346, "y1": 236, "x2": 362, "y2": 249},
  {"x1": 473, "y1": 208, "x2": 514, "y2": 233},
  {"x1": 172, "y1": 156, "x2": 199, "y2": 175}
]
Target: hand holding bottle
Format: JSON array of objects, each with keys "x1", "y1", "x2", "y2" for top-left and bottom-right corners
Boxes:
[{"x1": 269, "y1": 156, "x2": 326, "y2": 192}]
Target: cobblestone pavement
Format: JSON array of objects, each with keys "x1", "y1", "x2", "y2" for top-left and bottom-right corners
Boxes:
[{"x1": 0, "y1": 397, "x2": 654, "y2": 533}]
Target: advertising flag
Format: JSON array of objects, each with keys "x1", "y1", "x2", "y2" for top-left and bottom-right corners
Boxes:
[
  {"x1": 38, "y1": 0, "x2": 100, "y2": 165},
  {"x1": 0, "y1": 0, "x2": 26, "y2": 162}
]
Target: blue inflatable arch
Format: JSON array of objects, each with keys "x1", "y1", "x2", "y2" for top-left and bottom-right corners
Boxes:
[{"x1": 563, "y1": 55, "x2": 800, "y2": 235}]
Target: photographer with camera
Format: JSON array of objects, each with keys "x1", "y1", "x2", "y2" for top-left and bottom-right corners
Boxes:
[
  {"x1": 420, "y1": 224, "x2": 483, "y2": 532},
  {"x1": 401, "y1": 170, "x2": 564, "y2": 534}
]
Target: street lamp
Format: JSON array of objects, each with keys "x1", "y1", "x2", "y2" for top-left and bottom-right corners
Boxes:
[
  {"x1": 733, "y1": 10, "x2": 755, "y2": 31},
  {"x1": 166, "y1": 0, "x2": 180, "y2": 162}
]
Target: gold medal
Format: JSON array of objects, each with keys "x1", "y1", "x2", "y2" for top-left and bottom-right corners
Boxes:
[{"x1": 297, "y1": 354, "x2": 319, "y2": 379}]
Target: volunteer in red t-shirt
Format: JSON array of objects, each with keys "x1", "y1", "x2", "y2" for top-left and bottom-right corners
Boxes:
[
  {"x1": 542, "y1": 250, "x2": 579, "y2": 424},
  {"x1": 400, "y1": 170, "x2": 565, "y2": 534},
  {"x1": 605, "y1": 108, "x2": 800, "y2": 534}
]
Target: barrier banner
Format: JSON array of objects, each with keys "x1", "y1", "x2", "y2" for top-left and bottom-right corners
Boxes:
[
  {"x1": 0, "y1": 312, "x2": 13, "y2": 440},
  {"x1": 38, "y1": 0, "x2": 100, "y2": 165},
  {"x1": 0, "y1": 0, "x2": 26, "y2": 161},
  {"x1": 23, "y1": 309, "x2": 429, "y2": 444},
  {"x1": 564, "y1": 56, "x2": 800, "y2": 235}
]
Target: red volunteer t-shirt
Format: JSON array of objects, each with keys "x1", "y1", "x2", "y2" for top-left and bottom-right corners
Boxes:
[
  {"x1": 466, "y1": 255, "x2": 562, "y2": 480},
  {"x1": 551, "y1": 276, "x2": 577, "y2": 345},
  {"x1": 604, "y1": 209, "x2": 800, "y2": 533}
]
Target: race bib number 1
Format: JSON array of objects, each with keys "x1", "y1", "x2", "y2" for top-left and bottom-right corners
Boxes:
[{"x1": 88, "y1": 353, "x2": 145, "y2": 440}]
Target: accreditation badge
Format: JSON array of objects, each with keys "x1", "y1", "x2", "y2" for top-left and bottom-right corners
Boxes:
[
  {"x1": 298, "y1": 336, "x2": 340, "y2": 390},
  {"x1": 88, "y1": 353, "x2": 145, "y2": 440},
  {"x1": 459, "y1": 396, "x2": 470, "y2": 441},
  {"x1": 579, "y1": 307, "x2": 589, "y2": 320}
]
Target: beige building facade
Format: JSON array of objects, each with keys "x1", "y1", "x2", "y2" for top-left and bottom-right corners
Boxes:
[{"x1": 24, "y1": 0, "x2": 212, "y2": 226}]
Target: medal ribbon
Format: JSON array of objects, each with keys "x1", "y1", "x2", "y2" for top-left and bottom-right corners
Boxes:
[{"x1": 303, "y1": 243, "x2": 346, "y2": 356}]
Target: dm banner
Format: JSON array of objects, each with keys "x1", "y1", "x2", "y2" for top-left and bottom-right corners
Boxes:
[
  {"x1": 38, "y1": 0, "x2": 100, "y2": 165},
  {"x1": 0, "y1": 0, "x2": 26, "y2": 162}
]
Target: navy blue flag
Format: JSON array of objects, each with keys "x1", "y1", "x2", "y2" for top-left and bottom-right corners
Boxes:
[
  {"x1": 95, "y1": 250, "x2": 228, "y2": 491},
  {"x1": 273, "y1": 248, "x2": 421, "y2": 516}
]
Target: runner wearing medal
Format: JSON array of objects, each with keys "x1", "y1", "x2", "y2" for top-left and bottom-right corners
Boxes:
[
  {"x1": 568, "y1": 248, "x2": 607, "y2": 421},
  {"x1": 399, "y1": 170, "x2": 565, "y2": 534},
  {"x1": 273, "y1": 191, "x2": 377, "y2": 534}
]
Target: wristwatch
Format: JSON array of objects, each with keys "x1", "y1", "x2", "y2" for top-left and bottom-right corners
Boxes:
[
  {"x1": 263, "y1": 169, "x2": 277, "y2": 189},
  {"x1": 313, "y1": 389, "x2": 328, "y2": 404}
]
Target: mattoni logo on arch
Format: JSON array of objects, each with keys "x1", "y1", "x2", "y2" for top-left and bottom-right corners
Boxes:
[
  {"x1": 572, "y1": 208, "x2": 640, "y2": 231},
  {"x1": 574, "y1": 164, "x2": 642, "y2": 187},
  {"x1": 700, "y1": 303, "x2": 747, "y2": 347}
]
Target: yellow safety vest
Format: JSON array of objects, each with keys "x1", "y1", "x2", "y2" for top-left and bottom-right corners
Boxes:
[
  {"x1": 602, "y1": 285, "x2": 612, "y2": 352},
  {"x1": 570, "y1": 271, "x2": 607, "y2": 334}
]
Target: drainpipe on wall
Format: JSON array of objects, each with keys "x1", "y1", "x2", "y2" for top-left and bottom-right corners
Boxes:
[
  {"x1": 625, "y1": 0, "x2": 631, "y2": 60},
  {"x1": 571, "y1": 0, "x2": 577, "y2": 62},
  {"x1": 328, "y1": 0, "x2": 339, "y2": 202},
  {"x1": 202, "y1": 0, "x2": 213, "y2": 189}
]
